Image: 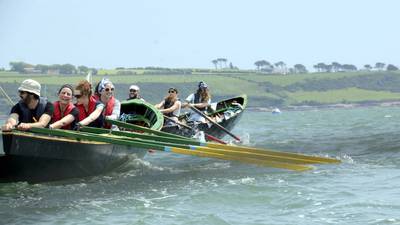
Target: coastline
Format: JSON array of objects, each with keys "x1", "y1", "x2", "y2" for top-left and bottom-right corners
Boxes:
[{"x1": 249, "y1": 100, "x2": 400, "y2": 112}]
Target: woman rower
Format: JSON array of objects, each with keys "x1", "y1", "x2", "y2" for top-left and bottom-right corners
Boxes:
[
  {"x1": 94, "y1": 78, "x2": 121, "y2": 129},
  {"x1": 155, "y1": 87, "x2": 181, "y2": 125},
  {"x1": 49, "y1": 84, "x2": 79, "y2": 130},
  {"x1": 74, "y1": 80, "x2": 104, "y2": 128},
  {"x1": 182, "y1": 81, "x2": 211, "y2": 123}
]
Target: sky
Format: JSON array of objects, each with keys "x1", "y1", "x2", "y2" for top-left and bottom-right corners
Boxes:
[{"x1": 0, "y1": 0, "x2": 399, "y2": 70}]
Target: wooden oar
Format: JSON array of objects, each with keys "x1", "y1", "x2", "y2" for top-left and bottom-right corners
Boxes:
[
  {"x1": 82, "y1": 127, "x2": 309, "y2": 164},
  {"x1": 104, "y1": 133, "x2": 329, "y2": 165},
  {"x1": 207, "y1": 143, "x2": 341, "y2": 164},
  {"x1": 28, "y1": 127, "x2": 312, "y2": 171},
  {"x1": 163, "y1": 115, "x2": 227, "y2": 144},
  {"x1": 188, "y1": 104, "x2": 241, "y2": 142},
  {"x1": 81, "y1": 126, "x2": 340, "y2": 165}
]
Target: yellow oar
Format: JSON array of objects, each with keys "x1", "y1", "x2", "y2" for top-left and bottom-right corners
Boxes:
[
  {"x1": 98, "y1": 131, "x2": 326, "y2": 166},
  {"x1": 207, "y1": 143, "x2": 341, "y2": 164},
  {"x1": 169, "y1": 146, "x2": 313, "y2": 171},
  {"x1": 81, "y1": 126, "x2": 340, "y2": 165},
  {"x1": 103, "y1": 133, "x2": 312, "y2": 170}
]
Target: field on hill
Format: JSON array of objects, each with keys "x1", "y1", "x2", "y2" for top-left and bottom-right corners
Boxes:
[{"x1": 1, "y1": 70, "x2": 400, "y2": 114}]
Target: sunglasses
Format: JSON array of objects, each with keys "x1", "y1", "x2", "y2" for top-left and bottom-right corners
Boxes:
[
  {"x1": 74, "y1": 94, "x2": 82, "y2": 98},
  {"x1": 130, "y1": 89, "x2": 138, "y2": 92},
  {"x1": 105, "y1": 88, "x2": 114, "y2": 92},
  {"x1": 18, "y1": 91, "x2": 28, "y2": 95},
  {"x1": 168, "y1": 90, "x2": 176, "y2": 93}
]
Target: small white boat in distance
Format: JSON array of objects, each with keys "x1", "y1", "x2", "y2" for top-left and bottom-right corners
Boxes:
[{"x1": 272, "y1": 107, "x2": 281, "y2": 114}]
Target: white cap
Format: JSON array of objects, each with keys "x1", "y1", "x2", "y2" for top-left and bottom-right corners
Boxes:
[
  {"x1": 129, "y1": 85, "x2": 140, "y2": 91},
  {"x1": 18, "y1": 79, "x2": 41, "y2": 96}
]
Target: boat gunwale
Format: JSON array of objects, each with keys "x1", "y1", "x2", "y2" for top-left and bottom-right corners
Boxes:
[{"x1": 2, "y1": 130, "x2": 109, "y2": 145}]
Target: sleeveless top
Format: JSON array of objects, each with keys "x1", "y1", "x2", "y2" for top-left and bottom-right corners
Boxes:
[{"x1": 163, "y1": 99, "x2": 181, "y2": 117}]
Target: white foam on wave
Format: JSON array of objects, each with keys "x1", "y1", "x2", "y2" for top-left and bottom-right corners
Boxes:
[
  {"x1": 227, "y1": 177, "x2": 255, "y2": 185},
  {"x1": 338, "y1": 154, "x2": 354, "y2": 164}
]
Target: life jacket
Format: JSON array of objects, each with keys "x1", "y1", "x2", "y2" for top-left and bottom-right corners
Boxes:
[
  {"x1": 102, "y1": 96, "x2": 115, "y2": 129},
  {"x1": 18, "y1": 97, "x2": 48, "y2": 123},
  {"x1": 52, "y1": 101, "x2": 75, "y2": 129},
  {"x1": 76, "y1": 96, "x2": 100, "y2": 126},
  {"x1": 194, "y1": 93, "x2": 207, "y2": 112}
]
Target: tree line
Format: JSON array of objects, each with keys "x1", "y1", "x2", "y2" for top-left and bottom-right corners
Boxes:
[
  {"x1": 211, "y1": 58, "x2": 399, "y2": 74},
  {"x1": 253, "y1": 60, "x2": 398, "y2": 74},
  {"x1": 5, "y1": 60, "x2": 399, "y2": 76},
  {"x1": 8, "y1": 61, "x2": 97, "y2": 75},
  {"x1": 211, "y1": 58, "x2": 238, "y2": 70}
]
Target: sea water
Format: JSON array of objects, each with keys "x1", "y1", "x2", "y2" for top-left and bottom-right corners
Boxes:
[{"x1": 0, "y1": 106, "x2": 399, "y2": 225}]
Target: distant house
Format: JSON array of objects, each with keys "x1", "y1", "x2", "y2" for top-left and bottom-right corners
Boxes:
[
  {"x1": 47, "y1": 69, "x2": 60, "y2": 75},
  {"x1": 23, "y1": 67, "x2": 41, "y2": 74}
]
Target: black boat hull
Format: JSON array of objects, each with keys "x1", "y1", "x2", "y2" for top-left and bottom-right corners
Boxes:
[{"x1": 0, "y1": 131, "x2": 147, "y2": 183}]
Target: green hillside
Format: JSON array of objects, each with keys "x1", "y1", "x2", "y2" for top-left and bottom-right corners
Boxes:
[{"x1": 1, "y1": 70, "x2": 400, "y2": 114}]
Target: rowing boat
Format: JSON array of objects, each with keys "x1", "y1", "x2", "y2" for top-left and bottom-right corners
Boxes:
[
  {"x1": 162, "y1": 95, "x2": 247, "y2": 139},
  {"x1": 0, "y1": 99, "x2": 164, "y2": 183}
]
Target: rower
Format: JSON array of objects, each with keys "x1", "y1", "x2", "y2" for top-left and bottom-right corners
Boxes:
[
  {"x1": 182, "y1": 81, "x2": 211, "y2": 123},
  {"x1": 1, "y1": 79, "x2": 54, "y2": 131},
  {"x1": 49, "y1": 84, "x2": 79, "y2": 130},
  {"x1": 127, "y1": 84, "x2": 144, "y2": 101},
  {"x1": 94, "y1": 78, "x2": 121, "y2": 130},
  {"x1": 155, "y1": 87, "x2": 181, "y2": 126},
  {"x1": 74, "y1": 80, "x2": 104, "y2": 128}
]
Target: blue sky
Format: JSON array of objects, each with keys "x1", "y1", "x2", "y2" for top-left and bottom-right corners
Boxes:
[{"x1": 0, "y1": 0, "x2": 399, "y2": 70}]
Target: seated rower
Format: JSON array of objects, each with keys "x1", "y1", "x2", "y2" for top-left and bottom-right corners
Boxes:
[
  {"x1": 155, "y1": 87, "x2": 181, "y2": 125},
  {"x1": 127, "y1": 84, "x2": 145, "y2": 101},
  {"x1": 182, "y1": 81, "x2": 211, "y2": 123},
  {"x1": 94, "y1": 78, "x2": 121, "y2": 129},
  {"x1": 1, "y1": 79, "x2": 54, "y2": 131},
  {"x1": 74, "y1": 80, "x2": 104, "y2": 128},
  {"x1": 49, "y1": 84, "x2": 79, "y2": 130}
]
